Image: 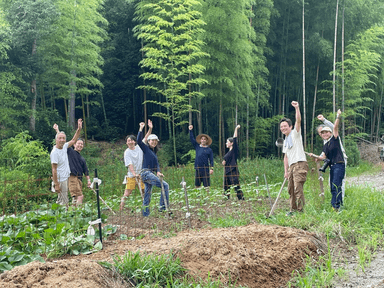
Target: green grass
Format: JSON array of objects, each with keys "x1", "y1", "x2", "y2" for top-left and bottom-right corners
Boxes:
[{"x1": 2, "y1": 140, "x2": 384, "y2": 287}]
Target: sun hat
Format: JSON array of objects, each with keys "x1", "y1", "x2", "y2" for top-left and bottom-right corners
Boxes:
[
  {"x1": 321, "y1": 126, "x2": 332, "y2": 133},
  {"x1": 196, "y1": 134, "x2": 212, "y2": 146},
  {"x1": 147, "y1": 134, "x2": 159, "y2": 141}
]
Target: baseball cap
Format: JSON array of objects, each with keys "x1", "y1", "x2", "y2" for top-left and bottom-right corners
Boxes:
[
  {"x1": 147, "y1": 134, "x2": 159, "y2": 141},
  {"x1": 321, "y1": 126, "x2": 332, "y2": 133}
]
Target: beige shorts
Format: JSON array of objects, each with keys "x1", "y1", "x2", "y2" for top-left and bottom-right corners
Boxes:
[
  {"x1": 68, "y1": 175, "x2": 83, "y2": 197},
  {"x1": 124, "y1": 176, "x2": 144, "y2": 190}
]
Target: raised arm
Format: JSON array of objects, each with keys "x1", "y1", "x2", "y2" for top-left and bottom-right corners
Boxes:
[
  {"x1": 317, "y1": 114, "x2": 334, "y2": 129},
  {"x1": 189, "y1": 125, "x2": 198, "y2": 148},
  {"x1": 53, "y1": 123, "x2": 60, "y2": 134},
  {"x1": 333, "y1": 109, "x2": 341, "y2": 138},
  {"x1": 144, "y1": 119, "x2": 153, "y2": 144},
  {"x1": 137, "y1": 122, "x2": 146, "y2": 150},
  {"x1": 233, "y1": 125, "x2": 240, "y2": 138},
  {"x1": 292, "y1": 101, "x2": 301, "y2": 132},
  {"x1": 68, "y1": 119, "x2": 82, "y2": 148}
]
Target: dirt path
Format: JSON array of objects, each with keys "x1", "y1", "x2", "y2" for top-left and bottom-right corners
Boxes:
[{"x1": 332, "y1": 172, "x2": 384, "y2": 287}]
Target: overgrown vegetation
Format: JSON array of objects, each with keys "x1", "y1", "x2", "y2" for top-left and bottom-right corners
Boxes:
[{"x1": 0, "y1": 136, "x2": 383, "y2": 286}]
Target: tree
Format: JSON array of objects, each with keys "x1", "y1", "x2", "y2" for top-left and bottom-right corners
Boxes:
[
  {"x1": 42, "y1": 0, "x2": 107, "y2": 131},
  {"x1": 200, "y1": 0, "x2": 263, "y2": 157},
  {"x1": 135, "y1": 0, "x2": 208, "y2": 164},
  {"x1": 0, "y1": 13, "x2": 29, "y2": 139},
  {"x1": 3, "y1": 0, "x2": 58, "y2": 132}
]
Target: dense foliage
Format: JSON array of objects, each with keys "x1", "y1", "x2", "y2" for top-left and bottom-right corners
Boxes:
[{"x1": 1, "y1": 0, "x2": 384, "y2": 161}]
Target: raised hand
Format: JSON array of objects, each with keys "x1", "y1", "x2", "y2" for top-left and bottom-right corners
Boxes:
[{"x1": 291, "y1": 101, "x2": 299, "y2": 108}]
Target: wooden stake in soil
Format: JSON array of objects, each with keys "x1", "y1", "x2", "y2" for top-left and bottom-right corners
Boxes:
[
  {"x1": 181, "y1": 177, "x2": 191, "y2": 228},
  {"x1": 264, "y1": 174, "x2": 273, "y2": 209}
]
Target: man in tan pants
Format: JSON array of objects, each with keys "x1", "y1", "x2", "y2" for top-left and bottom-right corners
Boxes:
[{"x1": 279, "y1": 101, "x2": 309, "y2": 216}]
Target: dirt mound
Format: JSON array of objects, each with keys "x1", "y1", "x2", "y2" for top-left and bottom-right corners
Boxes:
[
  {"x1": 0, "y1": 259, "x2": 127, "y2": 288},
  {"x1": 0, "y1": 223, "x2": 325, "y2": 288}
]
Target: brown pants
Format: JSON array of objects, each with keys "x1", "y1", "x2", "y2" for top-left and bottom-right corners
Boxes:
[{"x1": 287, "y1": 161, "x2": 308, "y2": 212}]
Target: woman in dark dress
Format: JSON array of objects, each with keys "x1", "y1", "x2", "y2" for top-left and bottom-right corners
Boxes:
[{"x1": 222, "y1": 125, "x2": 244, "y2": 200}]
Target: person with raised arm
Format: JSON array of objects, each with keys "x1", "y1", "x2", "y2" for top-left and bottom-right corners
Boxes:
[
  {"x1": 222, "y1": 125, "x2": 244, "y2": 200},
  {"x1": 137, "y1": 120, "x2": 170, "y2": 217},
  {"x1": 279, "y1": 101, "x2": 308, "y2": 216},
  {"x1": 120, "y1": 119, "x2": 155, "y2": 210},
  {"x1": 53, "y1": 123, "x2": 91, "y2": 206},
  {"x1": 316, "y1": 113, "x2": 347, "y2": 200},
  {"x1": 50, "y1": 119, "x2": 83, "y2": 207},
  {"x1": 316, "y1": 109, "x2": 345, "y2": 211}
]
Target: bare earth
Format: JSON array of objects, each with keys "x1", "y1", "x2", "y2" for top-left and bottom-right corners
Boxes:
[
  {"x1": 1, "y1": 142, "x2": 383, "y2": 288},
  {"x1": 0, "y1": 223, "x2": 325, "y2": 288}
]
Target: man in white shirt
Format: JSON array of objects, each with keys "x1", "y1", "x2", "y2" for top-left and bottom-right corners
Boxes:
[
  {"x1": 50, "y1": 119, "x2": 83, "y2": 207},
  {"x1": 280, "y1": 101, "x2": 309, "y2": 216}
]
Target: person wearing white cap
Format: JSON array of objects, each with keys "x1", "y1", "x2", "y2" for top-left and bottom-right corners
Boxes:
[
  {"x1": 120, "y1": 120, "x2": 154, "y2": 211},
  {"x1": 317, "y1": 113, "x2": 347, "y2": 200},
  {"x1": 137, "y1": 120, "x2": 170, "y2": 217},
  {"x1": 316, "y1": 109, "x2": 345, "y2": 211}
]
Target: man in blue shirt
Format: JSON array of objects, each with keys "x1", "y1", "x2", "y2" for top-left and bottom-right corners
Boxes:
[
  {"x1": 189, "y1": 125, "x2": 214, "y2": 194},
  {"x1": 137, "y1": 121, "x2": 170, "y2": 217}
]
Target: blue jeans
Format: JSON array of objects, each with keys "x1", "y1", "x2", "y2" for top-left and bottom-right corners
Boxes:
[
  {"x1": 330, "y1": 163, "x2": 345, "y2": 209},
  {"x1": 140, "y1": 170, "x2": 169, "y2": 217}
]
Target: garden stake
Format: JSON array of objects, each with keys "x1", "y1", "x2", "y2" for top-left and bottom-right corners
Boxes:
[
  {"x1": 181, "y1": 177, "x2": 191, "y2": 228},
  {"x1": 264, "y1": 174, "x2": 273, "y2": 209},
  {"x1": 94, "y1": 169, "x2": 103, "y2": 245},
  {"x1": 268, "y1": 178, "x2": 287, "y2": 217},
  {"x1": 134, "y1": 176, "x2": 144, "y2": 200},
  {"x1": 254, "y1": 176, "x2": 260, "y2": 198},
  {"x1": 159, "y1": 176, "x2": 171, "y2": 217}
]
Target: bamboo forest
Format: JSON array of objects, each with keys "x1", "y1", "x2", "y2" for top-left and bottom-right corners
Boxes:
[{"x1": 1, "y1": 0, "x2": 384, "y2": 163}]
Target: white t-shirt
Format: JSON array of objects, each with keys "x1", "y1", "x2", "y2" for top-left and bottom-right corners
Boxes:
[
  {"x1": 50, "y1": 142, "x2": 70, "y2": 182},
  {"x1": 282, "y1": 128, "x2": 307, "y2": 167},
  {"x1": 124, "y1": 145, "x2": 143, "y2": 177}
]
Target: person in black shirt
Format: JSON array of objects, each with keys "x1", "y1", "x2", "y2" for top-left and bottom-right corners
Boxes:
[
  {"x1": 189, "y1": 125, "x2": 214, "y2": 194},
  {"x1": 222, "y1": 125, "x2": 244, "y2": 200},
  {"x1": 53, "y1": 124, "x2": 91, "y2": 206},
  {"x1": 316, "y1": 109, "x2": 345, "y2": 211}
]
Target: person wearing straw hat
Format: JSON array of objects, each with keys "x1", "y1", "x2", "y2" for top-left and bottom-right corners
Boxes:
[
  {"x1": 222, "y1": 124, "x2": 244, "y2": 200},
  {"x1": 315, "y1": 109, "x2": 345, "y2": 211},
  {"x1": 137, "y1": 121, "x2": 170, "y2": 217},
  {"x1": 279, "y1": 101, "x2": 308, "y2": 216},
  {"x1": 189, "y1": 125, "x2": 214, "y2": 194}
]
